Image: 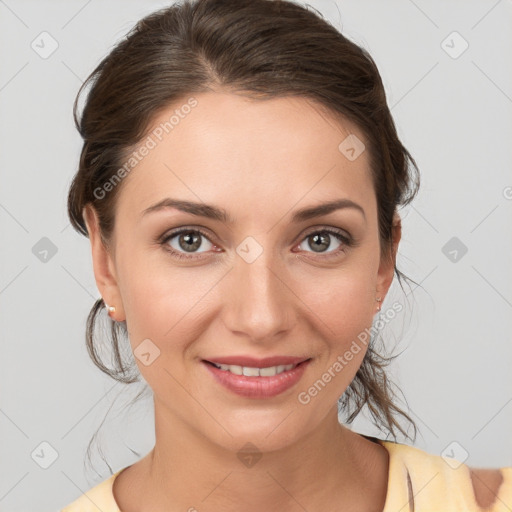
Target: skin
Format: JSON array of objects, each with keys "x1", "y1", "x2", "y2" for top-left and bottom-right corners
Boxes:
[{"x1": 84, "y1": 90, "x2": 401, "y2": 512}]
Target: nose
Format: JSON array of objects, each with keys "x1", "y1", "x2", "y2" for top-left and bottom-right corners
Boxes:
[{"x1": 221, "y1": 250, "x2": 296, "y2": 343}]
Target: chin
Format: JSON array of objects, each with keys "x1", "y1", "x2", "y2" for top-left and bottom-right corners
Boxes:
[{"x1": 196, "y1": 405, "x2": 321, "y2": 455}]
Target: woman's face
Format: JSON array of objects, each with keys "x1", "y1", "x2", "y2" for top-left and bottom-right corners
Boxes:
[{"x1": 86, "y1": 91, "x2": 398, "y2": 452}]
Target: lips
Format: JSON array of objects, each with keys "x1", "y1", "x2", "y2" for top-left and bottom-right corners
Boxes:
[{"x1": 202, "y1": 356, "x2": 311, "y2": 399}]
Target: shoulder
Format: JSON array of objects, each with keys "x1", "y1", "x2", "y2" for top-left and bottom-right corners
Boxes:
[
  {"x1": 60, "y1": 470, "x2": 123, "y2": 512},
  {"x1": 379, "y1": 440, "x2": 512, "y2": 512}
]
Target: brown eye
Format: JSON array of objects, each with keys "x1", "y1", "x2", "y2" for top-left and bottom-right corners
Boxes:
[
  {"x1": 297, "y1": 228, "x2": 353, "y2": 258},
  {"x1": 305, "y1": 232, "x2": 333, "y2": 253},
  {"x1": 175, "y1": 231, "x2": 204, "y2": 252},
  {"x1": 160, "y1": 228, "x2": 217, "y2": 260}
]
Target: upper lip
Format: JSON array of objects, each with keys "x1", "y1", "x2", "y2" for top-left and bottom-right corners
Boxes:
[{"x1": 203, "y1": 355, "x2": 310, "y2": 368}]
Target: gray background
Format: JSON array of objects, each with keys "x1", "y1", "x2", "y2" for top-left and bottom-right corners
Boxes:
[{"x1": 0, "y1": 0, "x2": 511, "y2": 510}]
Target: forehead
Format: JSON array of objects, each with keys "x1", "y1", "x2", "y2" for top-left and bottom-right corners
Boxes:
[{"x1": 116, "y1": 91, "x2": 375, "y2": 223}]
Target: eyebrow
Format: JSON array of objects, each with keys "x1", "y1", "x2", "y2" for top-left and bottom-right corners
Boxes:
[{"x1": 141, "y1": 198, "x2": 366, "y2": 223}]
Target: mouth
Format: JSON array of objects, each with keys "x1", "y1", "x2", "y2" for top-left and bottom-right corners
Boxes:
[
  {"x1": 201, "y1": 356, "x2": 312, "y2": 399},
  {"x1": 204, "y1": 360, "x2": 306, "y2": 376}
]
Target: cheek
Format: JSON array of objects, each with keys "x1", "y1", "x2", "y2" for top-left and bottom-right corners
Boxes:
[
  {"x1": 299, "y1": 235, "x2": 380, "y2": 331},
  {"x1": 116, "y1": 248, "x2": 221, "y2": 358},
  {"x1": 295, "y1": 267, "x2": 377, "y2": 392},
  {"x1": 301, "y1": 265, "x2": 377, "y2": 340}
]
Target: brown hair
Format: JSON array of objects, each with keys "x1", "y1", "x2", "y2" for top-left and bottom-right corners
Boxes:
[{"x1": 68, "y1": 0, "x2": 421, "y2": 462}]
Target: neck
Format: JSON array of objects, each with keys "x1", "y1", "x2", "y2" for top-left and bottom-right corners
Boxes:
[{"x1": 139, "y1": 402, "x2": 388, "y2": 512}]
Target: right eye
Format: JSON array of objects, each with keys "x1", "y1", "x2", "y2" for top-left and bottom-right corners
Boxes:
[{"x1": 159, "y1": 227, "x2": 221, "y2": 260}]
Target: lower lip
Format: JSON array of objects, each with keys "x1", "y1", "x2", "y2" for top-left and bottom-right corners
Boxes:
[{"x1": 203, "y1": 360, "x2": 311, "y2": 399}]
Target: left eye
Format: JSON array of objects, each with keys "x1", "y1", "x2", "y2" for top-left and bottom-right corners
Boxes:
[{"x1": 297, "y1": 229, "x2": 349, "y2": 254}]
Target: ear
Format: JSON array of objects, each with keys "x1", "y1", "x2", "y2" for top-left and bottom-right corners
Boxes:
[
  {"x1": 375, "y1": 211, "x2": 401, "y2": 308},
  {"x1": 83, "y1": 204, "x2": 125, "y2": 321}
]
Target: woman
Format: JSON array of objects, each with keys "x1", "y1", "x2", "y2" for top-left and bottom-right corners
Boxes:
[{"x1": 61, "y1": 0, "x2": 511, "y2": 510}]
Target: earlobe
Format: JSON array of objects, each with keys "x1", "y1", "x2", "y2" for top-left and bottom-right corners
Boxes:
[{"x1": 83, "y1": 204, "x2": 125, "y2": 321}]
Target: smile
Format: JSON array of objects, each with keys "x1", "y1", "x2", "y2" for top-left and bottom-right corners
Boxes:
[
  {"x1": 209, "y1": 362, "x2": 298, "y2": 376},
  {"x1": 202, "y1": 358, "x2": 311, "y2": 399}
]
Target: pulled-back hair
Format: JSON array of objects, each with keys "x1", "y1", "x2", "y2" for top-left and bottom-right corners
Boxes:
[{"x1": 67, "y1": 0, "x2": 421, "y2": 466}]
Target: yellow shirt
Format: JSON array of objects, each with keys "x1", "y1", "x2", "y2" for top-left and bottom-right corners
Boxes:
[{"x1": 60, "y1": 437, "x2": 512, "y2": 511}]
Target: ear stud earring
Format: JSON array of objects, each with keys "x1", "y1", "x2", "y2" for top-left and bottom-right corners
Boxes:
[
  {"x1": 104, "y1": 302, "x2": 116, "y2": 317},
  {"x1": 376, "y1": 297, "x2": 382, "y2": 311}
]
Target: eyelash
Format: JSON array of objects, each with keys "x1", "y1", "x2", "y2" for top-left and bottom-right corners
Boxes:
[{"x1": 158, "y1": 226, "x2": 355, "y2": 261}]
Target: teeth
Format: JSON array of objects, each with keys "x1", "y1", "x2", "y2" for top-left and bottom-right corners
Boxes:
[
  {"x1": 227, "y1": 364, "x2": 242, "y2": 375},
  {"x1": 259, "y1": 366, "x2": 277, "y2": 377},
  {"x1": 213, "y1": 362, "x2": 296, "y2": 376},
  {"x1": 243, "y1": 366, "x2": 260, "y2": 376}
]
